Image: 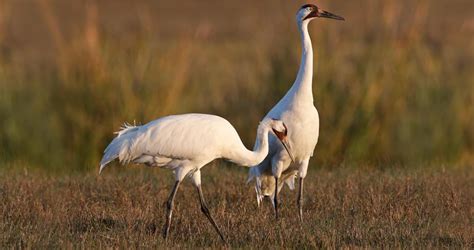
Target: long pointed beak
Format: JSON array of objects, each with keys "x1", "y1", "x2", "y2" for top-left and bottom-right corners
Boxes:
[
  {"x1": 280, "y1": 139, "x2": 295, "y2": 163},
  {"x1": 317, "y1": 10, "x2": 345, "y2": 21}
]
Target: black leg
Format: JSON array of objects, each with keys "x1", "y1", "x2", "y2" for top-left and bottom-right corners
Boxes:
[
  {"x1": 162, "y1": 181, "x2": 180, "y2": 240},
  {"x1": 273, "y1": 177, "x2": 279, "y2": 219},
  {"x1": 297, "y1": 177, "x2": 304, "y2": 222},
  {"x1": 196, "y1": 185, "x2": 227, "y2": 244}
]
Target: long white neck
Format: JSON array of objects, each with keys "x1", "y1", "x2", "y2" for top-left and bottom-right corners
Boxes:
[
  {"x1": 228, "y1": 124, "x2": 271, "y2": 167},
  {"x1": 286, "y1": 20, "x2": 314, "y2": 104}
]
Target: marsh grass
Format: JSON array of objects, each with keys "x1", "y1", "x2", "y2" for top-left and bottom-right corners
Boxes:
[
  {"x1": 0, "y1": 166, "x2": 472, "y2": 248},
  {"x1": 0, "y1": 0, "x2": 473, "y2": 171},
  {"x1": 1, "y1": 2, "x2": 472, "y2": 247}
]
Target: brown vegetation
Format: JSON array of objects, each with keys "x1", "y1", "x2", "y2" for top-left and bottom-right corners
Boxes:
[
  {"x1": 1, "y1": 166, "x2": 472, "y2": 248},
  {"x1": 0, "y1": 0, "x2": 473, "y2": 171},
  {"x1": 1, "y1": 1, "x2": 473, "y2": 247}
]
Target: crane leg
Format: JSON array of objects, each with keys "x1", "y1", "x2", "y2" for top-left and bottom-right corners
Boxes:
[
  {"x1": 273, "y1": 177, "x2": 279, "y2": 219},
  {"x1": 162, "y1": 181, "x2": 180, "y2": 240},
  {"x1": 297, "y1": 177, "x2": 304, "y2": 222},
  {"x1": 196, "y1": 184, "x2": 227, "y2": 244}
]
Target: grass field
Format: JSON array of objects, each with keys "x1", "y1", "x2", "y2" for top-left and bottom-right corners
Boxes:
[
  {"x1": 1, "y1": 0, "x2": 473, "y2": 171},
  {"x1": 1, "y1": 165, "x2": 472, "y2": 248},
  {"x1": 0, "y1": 0, "x2": 473, "y2": 248}
]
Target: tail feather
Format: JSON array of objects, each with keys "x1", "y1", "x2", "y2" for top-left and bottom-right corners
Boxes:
[
  {"x1": 248, "y1": 167, "x2": 266, "y2": 207},
  {"x1": 99, "y1": 164, "x2": 108, "y2": 175},
  {"x1": 99, "y1": 123, "x2": 141, "y2": 174},
  {"x1": 114, "y1": 122, "x2": 139, "y2": 137},
  {"x1": 283, "y1": 171, "x2": 297, "y2": 190}
]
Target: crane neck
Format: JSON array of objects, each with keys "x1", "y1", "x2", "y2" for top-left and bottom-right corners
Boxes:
[
  {"x1": 288, "y1": 21, "x2": 314, "y2": 104},
  {"x1": 230, "y1": 123, "x2": 271, "y2": 167}
]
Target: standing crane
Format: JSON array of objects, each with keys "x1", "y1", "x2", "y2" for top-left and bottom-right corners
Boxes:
[
  {"x1": 99, "y1": 113, "x2": 293, "y2": 243},
  {"x1": 248, "y1": 4, "x2": 344, "y2": 220}
]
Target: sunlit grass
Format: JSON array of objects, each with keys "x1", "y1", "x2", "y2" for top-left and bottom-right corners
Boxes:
[
  {"x1": 0, "y1": 0, "x2": 473, "y2": 171},
  {"x1": 0, "y1": 166, "x2": 472, "y2": 247}
]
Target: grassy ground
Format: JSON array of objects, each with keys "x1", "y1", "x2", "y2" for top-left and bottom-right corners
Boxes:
[
  {"x1": 0, "y1": 1, "x2": 473, "y2": 247},
  {"x1": 1, "y1": 165, "x2": 472, "y2": 248},
  {"x1": 1, "y1": 0, "x2": 473, "y2": 171}
]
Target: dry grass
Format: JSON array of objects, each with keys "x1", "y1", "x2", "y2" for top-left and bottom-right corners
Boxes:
[
  {"x1": 1, "y1": 165, "x2": 472, "y2": 248},
  {"x1": 1, "y1": 2, "x2": 472, "y2": 247},
  {"x1": 0, "y1": 0, "x2": 473, "y2": 171}
]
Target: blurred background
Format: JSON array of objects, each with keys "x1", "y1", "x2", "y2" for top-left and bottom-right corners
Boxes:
[{"x1": 0, "y1": 0, "x2": 472, "y2": 173}]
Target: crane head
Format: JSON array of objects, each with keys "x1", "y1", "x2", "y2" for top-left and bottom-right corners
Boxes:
[
  {"x1": 297, "y1": 4, "x2": 345, "y2": 22},
  {"x1": 269, "y1": 119, "x2": 296, "y2": 163}
]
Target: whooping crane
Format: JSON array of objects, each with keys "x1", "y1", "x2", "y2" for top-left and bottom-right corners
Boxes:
[
  {"x1": 99, "y1": 113, "x2": 293, "y2": 243},
  {"x1": 248, "y1": 4, "x2": 344, "y2": 220}
]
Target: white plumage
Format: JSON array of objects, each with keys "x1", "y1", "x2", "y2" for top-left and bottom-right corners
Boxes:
[
  {"x1": 248, "y1": 4, "x2": 344, "y2": 220},
  {"x1": 99, "y1": 113, "x2": 291, "y2": 243}
]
